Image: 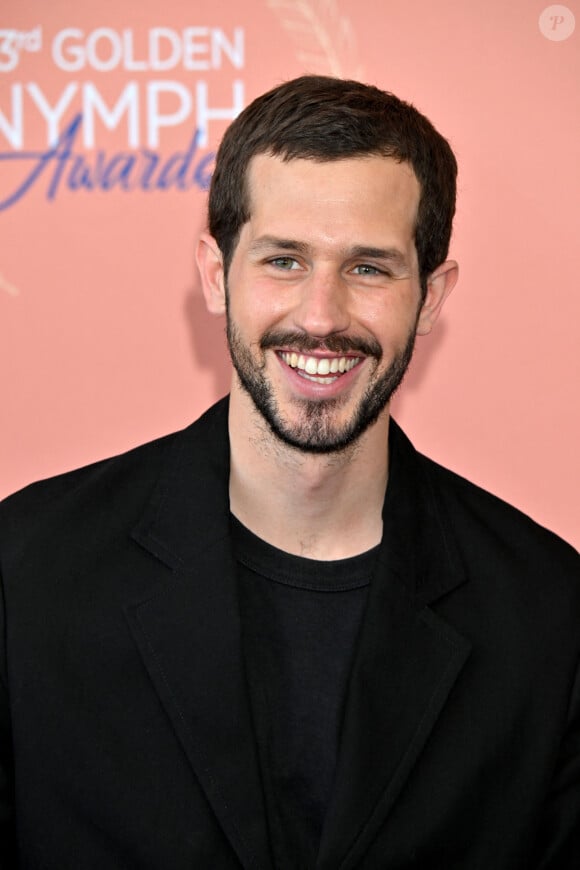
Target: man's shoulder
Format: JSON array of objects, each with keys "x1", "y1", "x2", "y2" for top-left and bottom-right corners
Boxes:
[
  {"x1": 415, "y1": 440, "x2": 578, "y2": 573},
  {"x1": 0, "y1": 398, "x2": 229, "y2": 543},
  {"x1": 389, "y1": 421, "x2": 577, "y2": 584}
]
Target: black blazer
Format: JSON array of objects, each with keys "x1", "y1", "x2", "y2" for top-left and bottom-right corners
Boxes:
[{"x1": 0, "y1": 398, "x2": 579, "y2": 869}]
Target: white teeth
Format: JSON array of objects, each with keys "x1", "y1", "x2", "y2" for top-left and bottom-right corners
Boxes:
[
  {"x1": 279, "y1": 351, "x2": 361, "y2": 379},
  {"x1": 301, "y1": 373, "x2": 336, "y2": 384}
]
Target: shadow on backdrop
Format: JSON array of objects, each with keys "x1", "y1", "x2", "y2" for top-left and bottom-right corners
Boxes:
[
  {"x1": 183, "y1": 278, "x2": 231, "y2": 399},
  {"x1": 390, "y1": 317, "x2": 448, "y2": 419}
]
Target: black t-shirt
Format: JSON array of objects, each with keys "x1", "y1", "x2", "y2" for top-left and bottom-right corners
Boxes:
[{"x1": 231, "y1": 515, "x2": 379, "y2": 870}]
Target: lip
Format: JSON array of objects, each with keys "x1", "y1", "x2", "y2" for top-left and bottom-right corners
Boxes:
[
  {"x1": 277, "y1": 346, "x2": 360, "y2": 358},
  {"x1": 274, "y1": 349, "x2": 365, "y2": 399}
]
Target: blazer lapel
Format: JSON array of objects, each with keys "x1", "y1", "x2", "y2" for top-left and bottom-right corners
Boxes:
[
  {"x1": 123, "y1": 403, "x2": 470, "y2": 870},
  {"x1": 317, "y1": 421, "x2": 472, "y2": 870},
  {"x1": 125, "y1": 399, "x2": 272, "y2": 870}
]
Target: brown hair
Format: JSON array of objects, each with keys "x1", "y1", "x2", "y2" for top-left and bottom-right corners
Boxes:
[{"x1": 208, "y1": 75, "x2": 457, "y2": 294}]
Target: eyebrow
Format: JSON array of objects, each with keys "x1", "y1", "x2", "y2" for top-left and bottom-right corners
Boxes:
[
  {"x1": 249, "y1": 236, "x2": 310, "y2": 255},
  {"x1": 249, "y1": 236, "x2": 410, "y2": 269},
  {"x1": 349, "y1": 245, "x2": 409, "y2": 270}
]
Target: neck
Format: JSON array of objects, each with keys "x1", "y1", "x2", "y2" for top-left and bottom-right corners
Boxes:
[{"x1": 228, "y1": 387, "x2": 390, "y2": 560}]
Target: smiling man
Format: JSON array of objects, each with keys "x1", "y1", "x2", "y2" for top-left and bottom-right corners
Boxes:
[
  {"x1": 206, "y1": 155, "x2": 438, "y2": 459},
  {"x1": 1, "y1": 77, "x2": 579, "y2": 870}
]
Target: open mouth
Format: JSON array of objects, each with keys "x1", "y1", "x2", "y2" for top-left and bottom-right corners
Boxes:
[{"x1": 278, "y1": 351, "x2": 362, "y2": 384}]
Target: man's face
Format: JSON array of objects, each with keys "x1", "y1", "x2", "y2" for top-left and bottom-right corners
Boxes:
[{"x1": 223, "y1": 153, "x2": 425, "y2": 453}]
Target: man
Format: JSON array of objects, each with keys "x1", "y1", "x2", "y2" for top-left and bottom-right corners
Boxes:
[{"x1": 0, "y1": 76, "x2": 578, "y2": 869}]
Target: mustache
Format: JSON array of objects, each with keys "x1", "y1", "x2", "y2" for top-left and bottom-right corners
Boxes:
[{"x1": 260, "y1": 330, "x2": 382, "y2": 360}]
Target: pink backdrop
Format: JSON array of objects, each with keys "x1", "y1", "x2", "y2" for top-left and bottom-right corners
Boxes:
[{"x1": 1, "y1": 0, "x2": 579, "y2": 548}]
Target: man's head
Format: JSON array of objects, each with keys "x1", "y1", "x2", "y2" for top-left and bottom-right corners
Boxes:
[
  {"x1": 208, "y1": 75, "x2": 457, "y2": 296},
  {"x1": 198, "y1": 76, "x2": 459, "y2": 454}
]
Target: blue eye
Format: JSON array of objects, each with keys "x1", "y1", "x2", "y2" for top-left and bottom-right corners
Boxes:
[
  {"x1": 352, "y1": 264, "x2": 382, "y2": 276},
  {"x1": 269, "y1": 256, "x2": 299, "y2": 270}
]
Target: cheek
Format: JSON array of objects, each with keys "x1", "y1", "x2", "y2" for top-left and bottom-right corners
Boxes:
[
  {"x1": 358, "y1": 295, "x2": 418, "y2": 337},
  {"x1": 230, "y1": 277, "x2": 295, "y2": 327},
  {"x1": 356, "y1": 311, "x2": 418, "y2": 362}
]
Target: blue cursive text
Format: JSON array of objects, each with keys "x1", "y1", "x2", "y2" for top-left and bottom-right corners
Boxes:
[{"x1": 0, "y1": 114, "x2": 215, "y2": 211}]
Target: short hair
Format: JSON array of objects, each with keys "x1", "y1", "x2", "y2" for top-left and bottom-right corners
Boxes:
[{"x1": 208, "y1": 75, "x2": 457, "y2": 294}]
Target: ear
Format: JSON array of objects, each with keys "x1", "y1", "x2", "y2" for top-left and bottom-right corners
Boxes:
[
  {"x1": 196, "y1": 232, "x2": 227, "y2": 316},
  {"x1": 415, "y1": 260, "x2": 458, "y2": 336}
]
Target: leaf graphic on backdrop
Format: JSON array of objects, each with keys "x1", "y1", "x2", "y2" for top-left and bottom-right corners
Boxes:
[
  {"x1": 267, "y1": 0, "x2": 364, "y2": 79},
  {"x1": 0, "y1": 272, "x2": 19, "y2": 296}
]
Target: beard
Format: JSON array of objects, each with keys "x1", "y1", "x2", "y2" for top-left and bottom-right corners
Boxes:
[{"x1": 226, "y1": 310, "x2": 417, "y2": 455}]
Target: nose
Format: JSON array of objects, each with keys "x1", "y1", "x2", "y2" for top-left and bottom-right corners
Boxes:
[{"x1": 291, "y1": 269, "x2": 351, "y2": 339}]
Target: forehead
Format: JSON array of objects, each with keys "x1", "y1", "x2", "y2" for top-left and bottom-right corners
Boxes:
[{"x1": 244, "y1": 153, "x2": 421, "y2": 242}]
